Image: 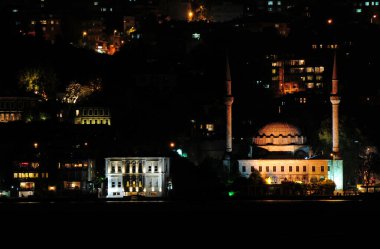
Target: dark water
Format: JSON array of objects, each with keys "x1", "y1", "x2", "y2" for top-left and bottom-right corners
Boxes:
[{"x1": 1, "y1": 199, "x2": 379, "y2": 243}]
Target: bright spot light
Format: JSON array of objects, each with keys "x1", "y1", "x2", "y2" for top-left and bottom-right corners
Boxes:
[
  {"x1": 228, "y1": 191, "x2": 235, "y2": 197},
  {"x1": 327, "y1": 19, "x2": 333, "y2": 24},
  {"x1": 170, "y1": 142, "x2": 175, "y2": 148}
]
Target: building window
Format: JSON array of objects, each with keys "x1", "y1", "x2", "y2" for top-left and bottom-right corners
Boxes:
[
  {"x1": 118, "y1": 182, "x2": 121, "y2": 188},
  {"x1": 328, "y1": 166, "x2": 330, "y2": 172},
  {"x1": 148, "y1": 166, "x2": 152, "y2": 172},
  {"x1": 154, "y1": 166, "x2": 158, "y2": 172},
  {"x1": 312, "y1": 166, "x2": 316, "y2": 172},
  {"x1": 83, "y1": 110, "x2": 87, "y2": 115},
  {"x1": 111, "y1": 182, "x2": 115, "y2": 188},
  {"x1": 242, "y1": 166, "x2": 246, "y2": 172},
  {"x1": 296, "y1": 166, "x2": 299, "y2": 172},
  {"x1": 251, "y1": 166, "x2": 255, "y2": 172},
  {"x1": 321, "y1": 166, "x2": 325, "y2": 172},
  {"x1": 266, "y1": 166, "x2": 269, "y2": 172},
  {"x1": 289, "y1": 166, "x2": 293, "y2": 172},
  {"x1": 259, "y1": 166, "x2": 262, "y2": 172},
  {"x1": 281, "y1": 166, "x2": 284, "y2": 172},
  {"x1": 111, "y1": 166, "x2": 115, "y2": 173},
  {"x1": 303, "y1": 166, "x2": 307, "y2": 172},
  {"x1": 273, "y1": 166, "x2": 276, "y2": 172},
  {"x1": 118, "y1": 166, "x2": 121, "y2": 173}
]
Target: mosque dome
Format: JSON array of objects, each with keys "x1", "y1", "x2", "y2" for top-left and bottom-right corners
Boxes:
[
  {"x1": 258, "y1": 122, "x2": 302, "y2": 137},
  {"x1": 254, "y1": 122, "x2": 305, "y2": 146}
]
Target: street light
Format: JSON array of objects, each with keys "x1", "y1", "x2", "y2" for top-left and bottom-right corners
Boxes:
[
  {"x1": 371, "y1": 14, "x2": 377, "y2": 23},
  {"x1": 327, "y1": 18, "x2": 333, "y2": 25}
]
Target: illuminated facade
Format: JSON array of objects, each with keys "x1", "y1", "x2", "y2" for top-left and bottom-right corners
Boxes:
[
  {"x1": 105, "y1": 157, "x2": 171, "y2": 198},
  {"x1": 0, "y1": 97, "x2": 37, "y2": 123},
  {"x1": 271, "y1": 58, "x2": 325, "y2": 95},
  {"x1": 13, "y1": 161, "x2": 49, "y2": 198},
  {"x1": 238, "y1": 122, "x2": 343, "y2": 190},
  {"x1": 74, "y1": 107, "x2": 111, "y2": 125},
  {"x1": 57, "y1": 160, "x2": 96, "y2": 193}
]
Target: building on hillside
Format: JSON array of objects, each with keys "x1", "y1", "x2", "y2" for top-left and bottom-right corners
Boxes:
[
  {"x1": 74, "y1": 107, "x2": 111, "y2": 125},
  {"x1": 105, "y1": 157, "x2": 171, "y2": 198},
  {"x1": 0, "y1": 97, "x2": 38, "y2": 123}
]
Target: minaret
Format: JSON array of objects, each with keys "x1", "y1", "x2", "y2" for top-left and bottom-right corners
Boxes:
[
  {"x1": 225, "y1": 56, "x2": 234, "y2": 157},
  {"x1": 330, "y1": 53, "x2": 341, "y2": 159}
]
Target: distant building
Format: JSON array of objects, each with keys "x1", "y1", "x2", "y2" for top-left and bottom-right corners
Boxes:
[
  {"x1": 271, "y1": 58, "x2": 325, "y2": 95},
  {"x1": 13, "y1": 161, "x2": 49, "y2": 198},
  {"x1": 74, "y1": 107, "x2": 111, "y2": 125},
  {"x1": 57, "y1": 159, "x2": 96, "y2": 193},
  {"x1": 28, "y1": 17, "x2": 62, "y2": 43},
  {"x1": 105, "y1": 157, "x2": 171, "y2": 198},
  {"x1": 0, "y1": 97, "x2": 38, "y2": 123}
]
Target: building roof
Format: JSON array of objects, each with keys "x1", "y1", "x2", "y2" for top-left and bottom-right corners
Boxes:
[{"x1": 258, "y1": 122, "x2": 302, "y2": 137}]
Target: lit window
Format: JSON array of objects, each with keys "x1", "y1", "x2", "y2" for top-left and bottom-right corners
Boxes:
[
  {"x1": 206, "y1": 124, "x2": 214, "y2": 132},
  {"x1": 365, "y1": 2, "x2": 370, "y2": 6},
  {"x1": 94, "y1": 1, "x2": 99, "y2": 5},
  {"x1": 272, "y1": 69, "x2": 276, "y2": 74},
  {"x1": 356, "y1": 8, "x2": 362, "y2": 13},
  {"x1": 277, "y1": 1, "x2": 281, "y2": 5},
  {"x1": 268, "y1": 1, "x2": 274, "y2": 5}
]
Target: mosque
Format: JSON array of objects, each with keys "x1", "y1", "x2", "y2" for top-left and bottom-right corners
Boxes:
[{"x1": 225, "y1": 55, "x2": 343, "y2": 191}]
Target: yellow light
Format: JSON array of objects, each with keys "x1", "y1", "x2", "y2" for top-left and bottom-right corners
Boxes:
[
  {"x1": 82, "y1": 31, "x2": 87, "y2": 36},
  {"x1": 188, "y1": 10, "x2": 194, "y2": 21},
  {"x1": 170, "y1": 142, "x2": 175, "y2": 148},
  {"x1": 48, "y1": 186, "x2": 56, "y2": 191},
  {"x1": 327, "y1": 19, "x2": 333, "y2": 24},
  {"x1": 33, "y1": 143, "x2": 38, "y2": 149},
  {"x1": 265, "y1": 177, "x2": 272, "y2": 184}
]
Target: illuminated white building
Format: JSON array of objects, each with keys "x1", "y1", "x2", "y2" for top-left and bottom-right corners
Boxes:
[{"x1": 105, "y1": 157, "x2": 170, "y2": 198}]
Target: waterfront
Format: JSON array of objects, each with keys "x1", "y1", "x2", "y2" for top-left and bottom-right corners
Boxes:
[{"x1": 1, "y1": 198, "x2": 380, "y2": 241}]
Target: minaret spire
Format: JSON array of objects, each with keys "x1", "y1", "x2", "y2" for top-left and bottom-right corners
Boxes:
[
  {"x1": 225, "y1": 55, "x2": 234, "y2": 155},
  {"x1": 330, "y1": 52, "x2": 341, "y2": 159}
]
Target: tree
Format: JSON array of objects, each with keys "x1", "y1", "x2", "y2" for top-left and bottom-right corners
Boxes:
[
  {"x1": 247, "y1": 169, "x2": 266, "y2": 196},
  {"x1": 317, "y1": 116, "x2": 368, "y2": 185},
  {"x1": 358, "y1": 146, "x2": 380, "y2": 190},
  {"x1": 18, "y1": 66, "x2": 57, "y2": 100}
]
